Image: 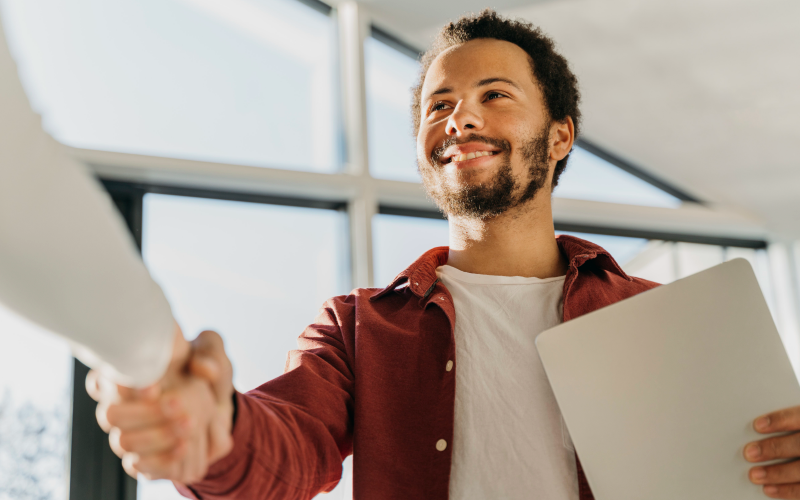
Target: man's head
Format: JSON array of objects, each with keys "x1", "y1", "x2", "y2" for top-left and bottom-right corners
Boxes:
[{"x1": 413, "y1": 10, "x2": 581, "y2": 220}]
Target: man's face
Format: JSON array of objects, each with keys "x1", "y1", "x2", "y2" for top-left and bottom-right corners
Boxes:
[{"x1": 416, "y1": 38, "x2": 554, "y2": 219}]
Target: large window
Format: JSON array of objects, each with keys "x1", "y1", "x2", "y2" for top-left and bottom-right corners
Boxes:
[
  {"x1": 0, "y1": 0, "x2": 340, "y2": 171},
  {"x1": 139, "y1": 193, "x2": 350, "y2": 499}
]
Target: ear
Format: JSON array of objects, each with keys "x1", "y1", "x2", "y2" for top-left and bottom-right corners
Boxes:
[{"x1": 549, "y1": 116, "x2": 574, "y2": 162}]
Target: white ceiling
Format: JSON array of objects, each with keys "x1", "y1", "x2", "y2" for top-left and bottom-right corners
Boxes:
[{"x1": 358, "y1": 0, "x2": 800, "y2": 239}]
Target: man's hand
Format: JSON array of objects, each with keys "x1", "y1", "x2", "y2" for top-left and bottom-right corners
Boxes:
[
  {"x1": 746, "y1": 406, "x2": 800, "y2": 498},
  {"x1": 89, "y1": 327, "x2": 235, "y2": 484}
]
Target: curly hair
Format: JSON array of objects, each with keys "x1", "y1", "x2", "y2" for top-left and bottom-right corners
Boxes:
[{"x1": 411, "y1": 9, "x2": 581, "y2": 188}]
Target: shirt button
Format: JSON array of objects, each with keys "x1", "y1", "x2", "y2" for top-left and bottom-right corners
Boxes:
[
  {"x1": 445, "y1": 360, "x2": 454, "y2": 372},
  {"x1": 436, "y1": 439, "x2": 447, "y2": 451}
]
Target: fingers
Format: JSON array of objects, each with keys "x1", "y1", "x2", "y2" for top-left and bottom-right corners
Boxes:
[
  {"x1": 110, "y1": 419, "x2": 189, "y2": 457},
  {"x1": 746, "y1": 435, "x2": 800, "y2": 498},
  {"x1": 96, "y1": 401, "x2": 113, "y2": 433},
  {"x1": 760, "y1": 482, "x2": 800, "y2": 499},
  {"x1": 746, "y1": 433, "x2": 800, "y2": 463},
  {"x1": 105, "y1": 400, "x2": 170, "y2": 431},
  {"x1": 86, "y1": 369, "x2": 102, "y2": 401},
  {"x1": 86, "y1": 370, "x2": 118, "y2": 403},
  {"x1": 750, "y1": 461, "x2": 800, "y2": 485},
  {"x1": 117, "y1": 383, "x2": 161, "y2": 403},
  {"x1": 132, "y1": 444, "x2": 188, "y2": 481},
  {"x1": 755, "y1": 407, "x2": 800, "y2": 434},
  {"x1": 121, "y1": 452, "x2": 140, "y2": 480},
  {"x1": 133, "y1": 436, "x2": 207, "y2": 484}
]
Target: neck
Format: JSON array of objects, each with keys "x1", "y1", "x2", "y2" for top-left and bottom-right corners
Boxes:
[{"x1": 445, "y1": 194, "x2": 568, "y2": 278}]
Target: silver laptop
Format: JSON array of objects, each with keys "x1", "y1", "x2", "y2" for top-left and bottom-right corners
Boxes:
[{"x1": 536, "y1": 258, "x2": 800, "y2": 499}]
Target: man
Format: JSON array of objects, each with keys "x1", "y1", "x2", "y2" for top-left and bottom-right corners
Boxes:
[{"x1": 101, "y1": 10, "x2": 800, "y2": 499}]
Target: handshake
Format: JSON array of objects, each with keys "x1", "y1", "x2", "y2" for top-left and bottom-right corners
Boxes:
[{"x1": 88, "y1": 326, "x2": 235, "y2": 484}]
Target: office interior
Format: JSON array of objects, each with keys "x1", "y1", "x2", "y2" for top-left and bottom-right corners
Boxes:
[{"x1": 0, "y1": 0, "x2": 798, "y2": 499}]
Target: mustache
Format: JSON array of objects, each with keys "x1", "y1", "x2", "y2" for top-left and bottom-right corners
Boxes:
[{"x1": 430, "y1": 134, "x2": 511, "y2": 165}]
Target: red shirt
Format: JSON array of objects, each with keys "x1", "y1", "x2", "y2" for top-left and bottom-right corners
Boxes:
[{"x1": 179, "y1": 235, "x2": 659, "y2": 499}]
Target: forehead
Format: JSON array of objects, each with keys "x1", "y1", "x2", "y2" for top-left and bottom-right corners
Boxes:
[{"x1": 421, "y1": 38, "x2": 537, "y2": 97}]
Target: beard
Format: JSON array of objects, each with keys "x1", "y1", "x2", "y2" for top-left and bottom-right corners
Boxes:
[{"x1": 418, "y1": 123, "x2": 551, "y2": 220}]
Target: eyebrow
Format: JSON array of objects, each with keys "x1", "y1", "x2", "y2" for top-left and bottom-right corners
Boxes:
[
  {"x1": 474, "y1": 77, "x2": 522, "y2": 90},
  {"x1": 424, "y1": 77, "x2": 522, "y2": 103}
]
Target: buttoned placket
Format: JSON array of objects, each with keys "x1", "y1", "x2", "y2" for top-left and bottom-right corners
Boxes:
[{"x1": 426, "y1": 283, "x2": 456, "y2": 456}]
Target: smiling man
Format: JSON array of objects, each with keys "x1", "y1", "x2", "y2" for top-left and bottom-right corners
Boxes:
[{"x1": 100, "y1": 10, "x2": 800, "y2": 500}]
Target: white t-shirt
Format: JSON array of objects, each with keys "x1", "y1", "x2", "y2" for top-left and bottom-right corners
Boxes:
[
  {"x1": 436, "y1": 265, "x2": 579, "y2": 500},
  {"x1": 0, "y1": 14, "x2": 174, "y2": 387}
]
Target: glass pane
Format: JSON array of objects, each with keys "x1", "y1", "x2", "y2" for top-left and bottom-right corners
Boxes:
[
  {"x1": 365, "y1": 37, "x2": 420, "y2": 182},
  {"x1": 554, "y1": 147, "x2": 682, "y2": 208},
  {"x1": 372, "y1": 214, "x2": 449, "y2": 288},
  {"x1": 621, "y1": 240, "x2": 677, "y2": 284},
  {"x1": 140, "y1": 194, "x2": 349, "y2": 499},
  {"x1": 1, "y1": 0, "x2": 340, "y2": 172},
  {"x1": 556, "y1": 231, "x2": 649, "y2": 267},
  {"x1": 0, "y1": 304, "x2": 72, "y2": 500}
]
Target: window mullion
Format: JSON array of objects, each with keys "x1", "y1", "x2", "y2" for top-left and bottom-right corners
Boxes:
[{"x1": 339, "y1": 1, "x2": 376, "y2": 289}]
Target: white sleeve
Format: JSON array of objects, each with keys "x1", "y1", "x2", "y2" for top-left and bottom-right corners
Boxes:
[{"x1": 0, "y1": 15, "x2": 175, "y2": 388}]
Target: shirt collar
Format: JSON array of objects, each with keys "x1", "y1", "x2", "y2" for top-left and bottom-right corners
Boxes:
[{"x1": 370, "y1": 234, "x2": 631, "y2": 302}]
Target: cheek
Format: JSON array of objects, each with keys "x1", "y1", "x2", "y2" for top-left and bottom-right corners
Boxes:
[{"x1": 417, "y1": 128, "x2": 436, "y2": 161}]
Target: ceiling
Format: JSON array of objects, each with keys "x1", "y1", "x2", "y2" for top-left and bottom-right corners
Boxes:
[{"x1": 356, "y1": 0, "x2": 800, "y2": 239}]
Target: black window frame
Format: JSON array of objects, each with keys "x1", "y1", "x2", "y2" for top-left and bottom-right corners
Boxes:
[{"x1": 69, "y1": 179, "x2": 348, "y2": 500}]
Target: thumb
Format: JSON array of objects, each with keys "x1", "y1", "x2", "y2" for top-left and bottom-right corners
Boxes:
[{"x1": 189, "y1": 330, "x2": 233, "y2": 405}]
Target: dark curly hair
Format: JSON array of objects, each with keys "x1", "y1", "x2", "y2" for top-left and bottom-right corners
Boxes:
[{"x1": 411, "y1": 9, "x2": 581, "y2": 188}]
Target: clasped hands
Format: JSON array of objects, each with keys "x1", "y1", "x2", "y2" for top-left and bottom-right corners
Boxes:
[{"x1": 88, "y1": 326, "x2": 235, "y2": 484}]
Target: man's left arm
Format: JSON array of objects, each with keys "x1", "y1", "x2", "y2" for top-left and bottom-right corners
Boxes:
[{"x1": 746, "y1": 406, "x2": 800, "y2": 498}]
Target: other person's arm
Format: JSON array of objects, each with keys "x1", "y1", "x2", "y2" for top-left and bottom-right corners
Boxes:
[{"x1": 0, "y1": 13, "x2": 173, "y2": 387}]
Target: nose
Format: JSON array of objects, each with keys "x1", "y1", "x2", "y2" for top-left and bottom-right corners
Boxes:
[{"x1": 445, "y1": 100, "x2": 484, "y2": 137}]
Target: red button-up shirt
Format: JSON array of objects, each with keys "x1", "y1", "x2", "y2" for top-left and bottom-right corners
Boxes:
[{"x1": 179, "y1": 235, "x2": 659, "y2": 500}]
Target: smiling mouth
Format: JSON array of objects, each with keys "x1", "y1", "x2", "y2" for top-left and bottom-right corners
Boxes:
[{"x1": 443, "y1": 150, "x2": 500, "y2": 164}]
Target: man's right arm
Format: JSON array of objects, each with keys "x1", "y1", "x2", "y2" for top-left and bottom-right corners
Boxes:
[{"x1": 105, "y1": 296, "x2": 356, "y2": 499}]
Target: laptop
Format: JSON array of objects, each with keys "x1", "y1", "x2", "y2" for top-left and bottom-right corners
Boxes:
[{"x1": 536, "y1": 258, "x2": 800, "y2": 499}]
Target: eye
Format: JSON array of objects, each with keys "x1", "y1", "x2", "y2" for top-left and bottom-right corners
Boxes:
[
  {"x1": 429, "y1": 101, "x2": 449, "y2": 113},
  {"x1": 486, "y1": 91, "x2": 506, "y2": 101}
]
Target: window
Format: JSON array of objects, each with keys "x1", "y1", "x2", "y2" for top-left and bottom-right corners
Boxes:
[
  {"x1": 554, "y1": 146, "x2": 683, "y2": 208},
  {"x1": 372, "y1": 213, "x2": 448, "y2": 287},
  {"x1": 365, "y1": 34, "x2": 420, "y2": 182},
  {"x1": 1, "y1": 0, "x2": 340, "y2": 171},
  {"x1": 139, "y1": 193, "x2": 350, "y2": 499},
  {"x1": 0, "y1": 305, "x2": 72, "y2": 500}
]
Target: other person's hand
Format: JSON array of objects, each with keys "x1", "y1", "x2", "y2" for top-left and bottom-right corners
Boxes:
[
  {"x1": 89, "y1": 328, "x2": 235, "y2": 484},
  {"x1": 746, "y1": 406, "x2": 800, "y2": 498}
]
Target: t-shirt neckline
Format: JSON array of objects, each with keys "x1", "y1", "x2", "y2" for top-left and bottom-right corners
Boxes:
[{"x1": 436, "y1": 264, "x2": 566, "y2": 286}]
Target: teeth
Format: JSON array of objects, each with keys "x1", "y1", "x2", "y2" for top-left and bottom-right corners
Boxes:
[{"x1": 453, "y1": 151, "x2": 494, "y2": 162}]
